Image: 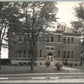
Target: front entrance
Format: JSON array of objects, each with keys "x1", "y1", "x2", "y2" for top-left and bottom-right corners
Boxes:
[
  {"x1": 46, "y1": 52, "x2": 54, "y2": 65},
  {"x1": 47, "y1": 56, "x2": 54, "y2": 62}
]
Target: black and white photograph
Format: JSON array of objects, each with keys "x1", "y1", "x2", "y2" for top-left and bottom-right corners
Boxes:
[{"x1": 0, "y1": 0, "x2": 84, "y2": 83}]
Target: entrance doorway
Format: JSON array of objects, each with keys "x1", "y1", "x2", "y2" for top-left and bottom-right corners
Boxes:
[
  {"x1": 47, "y1": 52, "x2": 54, "y2": 65},
  {"x1": 47, "y1": 56, "x2": 53, "y2": 62}
]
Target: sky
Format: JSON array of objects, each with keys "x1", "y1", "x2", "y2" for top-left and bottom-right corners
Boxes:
[
  {"x1": 1, "y1": 1, "x2": 81, "y2": 59},
  {"x1": 56, "y1": 1, "x2": 80, "y2": 27}
]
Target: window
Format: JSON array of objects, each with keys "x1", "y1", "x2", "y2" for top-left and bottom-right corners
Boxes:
[
  {"x1": 40, "y1": 50, "x2": 42, "y2": 57},
  {"x1": 51, "y1": 57, "x2": 53, "y2": 61},
  {"x1": 67, "y1": 51, "x2": 70, "y2": 58},
  {"x1": 71, "y1": 37, "x2": 74, "y2": 44},
  {"x1": 71, "y1": 51, "x2": 74, "y2": 58},
  {"x1": 46, "y1": 47, "x2": 49, "y2": 50},
  {"x1": 51, "y1": 47, "x2": 54, "y2": 50},
  {"x1": 46, "y1": 46, "x2": 54, "y2": 50},
  {"x1": 57, "y1": 25, "x2": 60, "y2": 28},
  {"x1": 64, "y1": 26, "x2": 66, "y2": 31},
  {"x1": 19, "y1": 50, "x2": 21, "y2": 57},
  {"x1": 63, "y1": 37, "x2": 66, "y2": 44},
  {"x1": 67, "y1": 38, "x2": 70, "y2": 44},
  {"x1": 24, "y1": 50, "x2": 26, "y2": 57},
  {"x1": 28, "y1": 62, "x2": 31, "y2": 65},
  {"x1": 19, "y1": 36, "x2": 22, "y2": 41},
  {"x1": 28, "y1": 51, "x2": 31, "y2": 57},
  {"x1": 48, "y1": 57, "x2": 49, "y2": 60},
  {"x1": 51, "y1": 36, "x2": 54, "y2": 42},
  {"x1": 40, "y1": 63, "x2": 42, "y2": 65},
  {"x1": 46, "y1": 36, "x2": 49, "y2": 42},
  {"x1": 63, "y1": 51, "x2": 66, "y2": 58},
  {"x1": 62, "y1": 26, "x2": 63, "y2": 30},
  {"x1": 58, "y1": 35, "x2": 61, "y2": 42},
  {"x1": 58, "y1": 50, "x2": 60, "y2": 58}
]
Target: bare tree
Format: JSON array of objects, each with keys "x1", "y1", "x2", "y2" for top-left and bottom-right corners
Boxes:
[
  {"x1": 20, "y1": 1, "x2": 58, "y2": 70},
  {"x1": 0, "y1": 2, "x2": 58, "y2": 70}
]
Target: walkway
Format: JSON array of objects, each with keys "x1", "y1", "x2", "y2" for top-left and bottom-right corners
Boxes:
[{"x1": 63, "y1": 66, "x2": 84, "y2": 73}]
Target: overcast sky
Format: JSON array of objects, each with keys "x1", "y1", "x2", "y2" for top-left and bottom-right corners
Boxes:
[
  {"x1": 56, "y1": 1, "x2": 80, "y2": 27},
  {"x1": 1, "y1": 1, "x2": 81, "y2": 59}
]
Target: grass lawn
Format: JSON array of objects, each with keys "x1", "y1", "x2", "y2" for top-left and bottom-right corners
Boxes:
[{"x1": 0, "y1": 65, "x2": 70, "y2": 74}]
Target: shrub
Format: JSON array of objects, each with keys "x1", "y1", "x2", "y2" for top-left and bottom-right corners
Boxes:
[
  {"x1": 75, "y1": 64, "x2": 77, "y2": 66},
  {"x1": 55, "y1": 62, "x2": 63, "y2": 70},
  {"x1": 45, "y1": 61, "x2": 51, "y2": 67},
  {"x1": 63, "y1": 61, "x2": 68, "y2": 65},
  {"x1": 68, "y1": 63, "x2": 73, "y2": 67}
]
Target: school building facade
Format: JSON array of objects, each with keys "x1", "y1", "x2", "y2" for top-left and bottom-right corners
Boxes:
[{"x1": 9, "y1": 24, "x2": 81, "y2": 66}]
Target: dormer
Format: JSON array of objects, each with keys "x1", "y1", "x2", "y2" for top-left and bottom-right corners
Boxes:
[{"x1": 56, "y1": 22, "x2": 66, "y2": 32}]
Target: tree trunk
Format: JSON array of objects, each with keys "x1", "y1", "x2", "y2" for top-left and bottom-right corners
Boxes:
[
  {"x1": 30, "y1": 41, "x2": 36, "y2": 71},
  {"x1": 31, "y1": 42, "x2": 34, "y2": 71}
]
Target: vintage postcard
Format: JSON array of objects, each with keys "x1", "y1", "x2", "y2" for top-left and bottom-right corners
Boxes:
[{"x1": 0, "y1": 0, "x2": 84, "y2": 83}]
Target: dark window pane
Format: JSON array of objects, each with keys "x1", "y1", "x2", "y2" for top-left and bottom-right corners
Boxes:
[
  {"x1": 67, "y1": 51, "x2": 70, "y2": 58},
  {"x1": 19, "y1": 36, "x2": 22, "y2": 41},
  {"x1": 51, "y1": 36, "x2": 54, "y2": 42},
  {"x1": 46, "y1": 47, "x2": 49, "y2": 50},
  {"x1": 46, "y1": 36, "x2": 49, "y2": 42},
  {"x1": 51, "y1": 57, "x2": 53, "y2": 61},
  {"x1": 71, "y1": 37, "x2": 74, "y2": 43},
  {"x1": 63, "y1": 37, "x2": 66, "y2": 44},
  {"x1": 24, "y1": 50, "x2": 26, "y2": 57},
  {"x1": 67, "y1": 38, "x2": 70, "y2": 44},
  {"x1": 19, "y1": 50, "x2": 21, "y2": 57},
  {"x1": 71, "y1": 51, "x2": 74, "y2": 58},
  {"x1": 58, "y1": 35, "x2": 61, "y2": 42},
  {"x1": 51, "y1": 47, "x2": 54, "y2": 50},
  {"x1": 63, "y1": 51, "x2": 66, "y2": 58},
  {"x1": 40, "y1": 50, "x2": 42, "y2": 57},
  {"x1": 58, "y1": 50, "x2": 60, "y2": 58}
]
